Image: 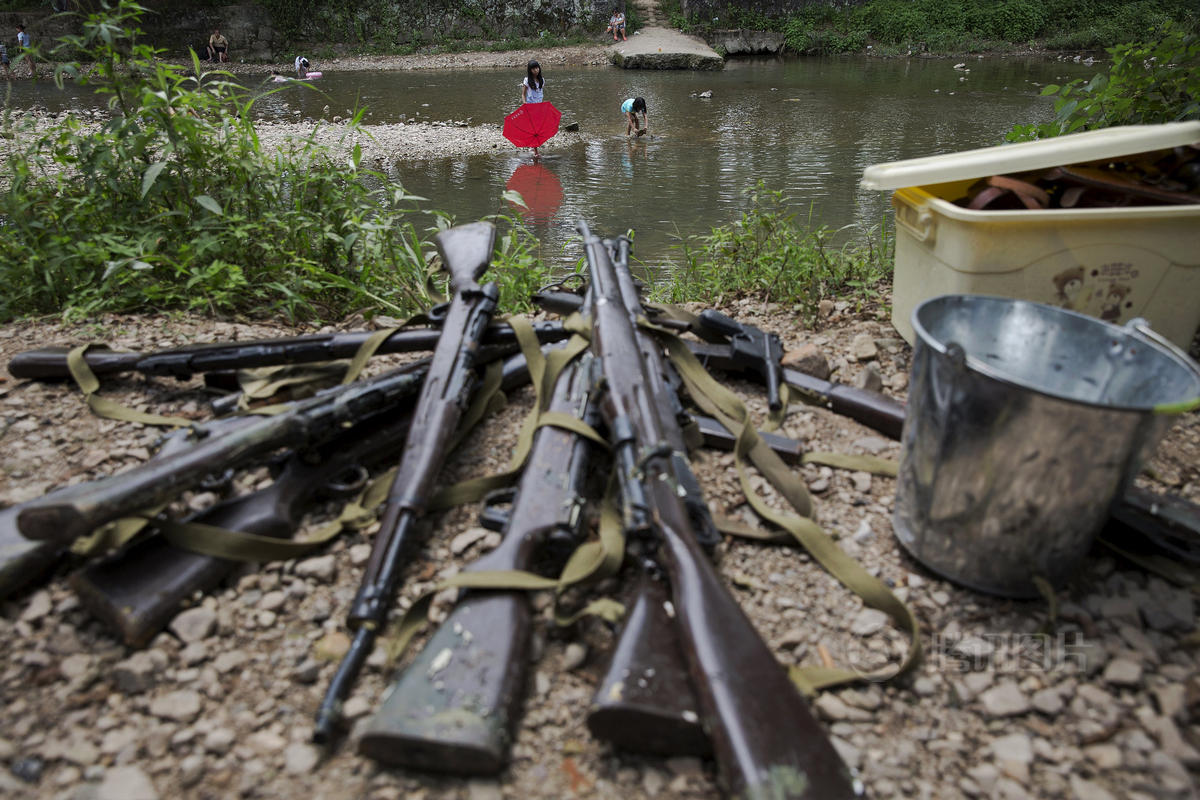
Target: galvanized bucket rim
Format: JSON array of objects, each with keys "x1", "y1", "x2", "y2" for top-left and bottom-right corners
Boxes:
[{"x1": 911, "y1": 293, "x2": 1200, "y2": 414}]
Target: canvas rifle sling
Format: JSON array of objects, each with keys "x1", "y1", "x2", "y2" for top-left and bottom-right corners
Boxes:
[{"x1": 660, "y1": 327, "x2": 923, "y2": 694}]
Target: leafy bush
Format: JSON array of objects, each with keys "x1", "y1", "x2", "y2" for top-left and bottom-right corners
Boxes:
[
  {"x1": 657, "y1": 184, "x2": 892, "y2": 327},
  {"x1": 1006, "y1": 24, "x2": 1200, "y2": 141},
  {"x1": 0, "y1": 1, "x2": 550, "y2": 323}
]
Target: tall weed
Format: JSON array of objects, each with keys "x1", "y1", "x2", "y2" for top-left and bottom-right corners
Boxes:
[
  {"x1": 656, "y1": 184, "x2": 892, "y2": 328},
  {"x1": 0, "y1": 1, "x2": 549, "y2": 323}
]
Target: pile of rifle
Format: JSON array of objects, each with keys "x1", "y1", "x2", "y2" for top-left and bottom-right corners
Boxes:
[{"x1": 3, "y1": 220, "x2": 1197, "y2": 799}]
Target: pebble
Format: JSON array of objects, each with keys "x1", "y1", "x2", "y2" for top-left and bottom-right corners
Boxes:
[
  {"x1": 1030, "y1": 688, "x2": 1063, "y2": 716},
  {"x1": 450, "y1": 527, "x2": 490, "y2": 555},
  {"x1": 295, "y1": 555, "x2": 337, "y2": 582},
  {"x1": 285, "y1": 742, "x2": 321, "y2": 774},
  {"x1": 1068, "y1": 774, "x2": 1117, "y2": 800},
  {"x1": 113, "y1": 650, "x2": 169, "y2": 694},
  {"x1": 978, "y1": 682, "x2": 1030, "y2": 717},
  {"x1": 149, "y1": 689, "x2": 203, "y2": 722},
  {"x1": 561, "y1": 642, "x2": 588, "y2": 671},
  {"x1": 97, "y1": 765, "x2": 159, "y2": 800},
  {"x1": 849, "y1": 608, "x2": 889, "y2": 637},
  {"x1": 1102, "y1": 657, "x2": 1142, "y2": 687},
  {"x1": 466, "y1": 779, "x2": 504, "y2": 800},
  {"x1": 169, "y1": 607, "x2": 218, "y2": 643}
]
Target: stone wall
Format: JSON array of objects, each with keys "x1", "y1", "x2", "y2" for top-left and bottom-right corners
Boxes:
[
  {"x1": 681, "y1": 0, "x2": 867, "y2": 19},
  {"x1": 0, "y1": 1, "x2": 607, "y2": 63}
]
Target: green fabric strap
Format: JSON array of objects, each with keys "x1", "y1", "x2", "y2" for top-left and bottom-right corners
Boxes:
[
  {"x1": 803, "y1": 451, "x2": 899, "y2": 477},
  {"x1": 428, "y1": 316, "x2": 595, "y2": 511},
  {"x1": 386, "y1": 495, "x2": 628, "y2": 666},
  {"x1": 67, "y1": 345, "x2": 194, "y2": 428},
  {"x1": 663, "y1": 335, "x2": 922, "y2": 694}
]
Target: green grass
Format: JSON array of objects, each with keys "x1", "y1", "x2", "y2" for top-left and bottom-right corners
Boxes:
[{"x1": 652, "y1": 184, "x2": 893, "y2": 328}]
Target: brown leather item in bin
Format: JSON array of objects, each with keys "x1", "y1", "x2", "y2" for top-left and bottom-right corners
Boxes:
[
  {"x1": 1046, "y1": 165, "x2": 1200, "y2": 205},
  {"x1": 966, "y1": 174, "x2": 1050, "y2": 210}
]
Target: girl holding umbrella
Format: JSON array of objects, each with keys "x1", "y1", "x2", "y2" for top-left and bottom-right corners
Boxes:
[
  {"x1": 520, "y1": 59, "x2": 546, "y2": 156},
  {"x1": 504, "y1": 59, "x2": 561, "y2": 159}
]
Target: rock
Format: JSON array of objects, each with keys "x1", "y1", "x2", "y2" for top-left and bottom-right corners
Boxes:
[
  {"x1": 990, "y1": 733, "x2": 1032, "y2": 763},
  {"x1": 97, "y1": 766, "x2": 158, "y2": 800},
  {"x1": 1102, "y1": 657, "x2": 1142, "y2": 687},
  {"x1": 314, "y1": 631, "x2": 352, "y2": 661},
  {"x1": 168, "y1": 607, "x2": 218, "y2": 643},
  {"x1": 113, "y1": 650, "x2": 168, "y2": 694},
  {"x1": 203, "y1": 728, "x2": 236, "y2": 755},
  {"x1": 850, "y1": 334, "x2": 878, "y2": 361},
  {"x1": 561, "y1": 643, "x2": 588, "y2": 671},
  {"x1": 854, "y1": 363, "x2": 884, "y2": 393},
  {"x1": 849, "y1": 608, "x2": 889, "y2": 637},
  {"x1": 853, "y1": 436, "x2": 892, "y2": 455},
  {"x1": 1068, "y1": 774, "x2": 1116, "y2": 800},
  {"x1": 781, "y1": 343, "x2": 830, "y2": 380},
  {"x1": 814, "y1": 693, "x2": 872, "y2": 722},
  {"x1": 1031, "y1": 688, "x2": 1063, "y2": 716},
  {"x1": 450, "y1": 527, "x2": 489, "y2": 555},
  {"x1": 247, "y1": 730, "x2": 287, "y2": 754},
  {"x1": 149, "y1": 689, "x2": 203, "y2": 722},
  {"x1": 1153, "y1": 683, "x2": 1186, "y2": 719},
  {"x1": 213, "y1": 650, "x2": 248, "y2": 674},
  {"x1": 342, "y1": 695, "x2": 372, "y2": 720},
  {"x1": 1084, "y1": 743, "x2": 1121, "y2": 769},
  {"x1": 295, "y1": 555, "x2": 337, "y2": 581},
  {"x1": 978, "y1": 682, "x2": 1029, "y2": 717},
  {"x1": 179, "y1": 754, "x2": 205, "y2": 787},
  {"x1": 291, "y1": 658, "x2": 321, "y2": 684},
  {"x1": 467, "y1": 779, "x2": 504, "y2": 800},
  {"x1": 19, "y1": 590, "x2": 52, "y2": 622},
  {"x1": 284, "y1": 742, "x2": 320, "y2": 775}
]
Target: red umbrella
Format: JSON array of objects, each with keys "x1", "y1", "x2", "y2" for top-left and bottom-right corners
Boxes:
[
  {"x1": 505, "y1": 163, "x2": 564, "y2": 222},
  {"x1": 503, "y1": 102, "x2": 562, "y2": 149}
]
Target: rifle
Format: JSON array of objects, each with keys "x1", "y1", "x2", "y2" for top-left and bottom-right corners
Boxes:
[
  {"x1": 7, "y1": 319, "x2": 569, "y2": 381},
  {"x1": 358, "y1": 350, "x2": 604, "y2": 773},
  {"x1": 534, "y1": 288, "x2": 905, "y2": 439},
  {"x1": 0, "y1": 415, "x2": 251, "y2": 602},
  {"x1": 314, "y1": 221, "x2": 501, "y2": 743},
  {"x1": 580, "y1": 221, "x2": 857, "y2": 799},
  {"x1": 68, "y1": 350, "x2": 539, "y2": 648}
]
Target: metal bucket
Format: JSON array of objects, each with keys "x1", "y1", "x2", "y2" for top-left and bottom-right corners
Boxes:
[{"x1": 893, "y1": 294, "x2": 1200, "y2": 598}]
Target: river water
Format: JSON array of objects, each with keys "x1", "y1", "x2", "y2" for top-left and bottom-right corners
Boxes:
[{"x1": 6, "y1": 55, "x2": 1097, "y2": 266}]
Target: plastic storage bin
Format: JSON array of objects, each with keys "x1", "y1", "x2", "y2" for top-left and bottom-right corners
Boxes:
[{"x1": 861, "y1": 122, "x2": 1200, "y2": 347}]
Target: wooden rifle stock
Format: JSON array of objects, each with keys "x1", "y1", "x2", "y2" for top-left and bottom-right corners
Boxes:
[
  {"x1": 0, "y1": 416, "x2": 252, "y2": 602},
  {"x1": 314, "y1": 221, "x2": 501, "y2": 744},
  {"x1": 580, "y1": 221, "x2": 857, "y2": 799},
  {"x1": 70, "y1": 406, "x2": 417, "y2": 647},
  {"x1": 358, "y1": 351, "x2": 602, "y2": 773}
]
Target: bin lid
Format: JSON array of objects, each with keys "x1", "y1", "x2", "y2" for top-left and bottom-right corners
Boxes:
[{"x1": 859, "y1": 121, "x2": 1200, "y2": 191}]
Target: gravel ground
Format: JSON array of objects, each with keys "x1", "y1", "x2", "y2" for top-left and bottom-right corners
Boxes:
[{"x1": 0, "y1": 292, "x2": 1198, "y2": 800}]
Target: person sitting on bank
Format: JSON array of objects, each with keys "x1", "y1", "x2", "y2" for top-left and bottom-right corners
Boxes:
[
  {"x1": 206, "y1": 28, "x2": 229, "y2": 63},
  {"x1": 294, "y1": 56, "x2": 310, "y2": 78},
  {"x1": 606, "y1": 8, "x2": 627, "y2": 42}
]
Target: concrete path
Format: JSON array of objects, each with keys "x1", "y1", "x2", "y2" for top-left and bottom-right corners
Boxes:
[{"x1": 606, "y1": 0, "x2": 723, "y2": 70}]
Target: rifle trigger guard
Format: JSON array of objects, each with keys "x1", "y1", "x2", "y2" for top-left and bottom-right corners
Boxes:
[
  {"x1": 480, "y1": 487, "x2": 518, "y2": 531},
  {"x1": 325, "y1": 464, "x2": 370, "y2": 498},
  {"x1": 635, "y1": 444, "x2": 674, "y2": 474}
]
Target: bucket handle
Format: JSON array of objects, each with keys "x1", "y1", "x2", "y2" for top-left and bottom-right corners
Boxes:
[
  {"x1": 1125, "y1": 318, "x2": 1200, "y2": 415},
  {"x1": 894, "y1": 201, "x2": 935, "y2": 244}
]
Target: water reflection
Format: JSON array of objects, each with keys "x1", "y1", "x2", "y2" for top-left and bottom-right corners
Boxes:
[{"x1": 506, "y1": 162, "x2": 564, "y2": 224}]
